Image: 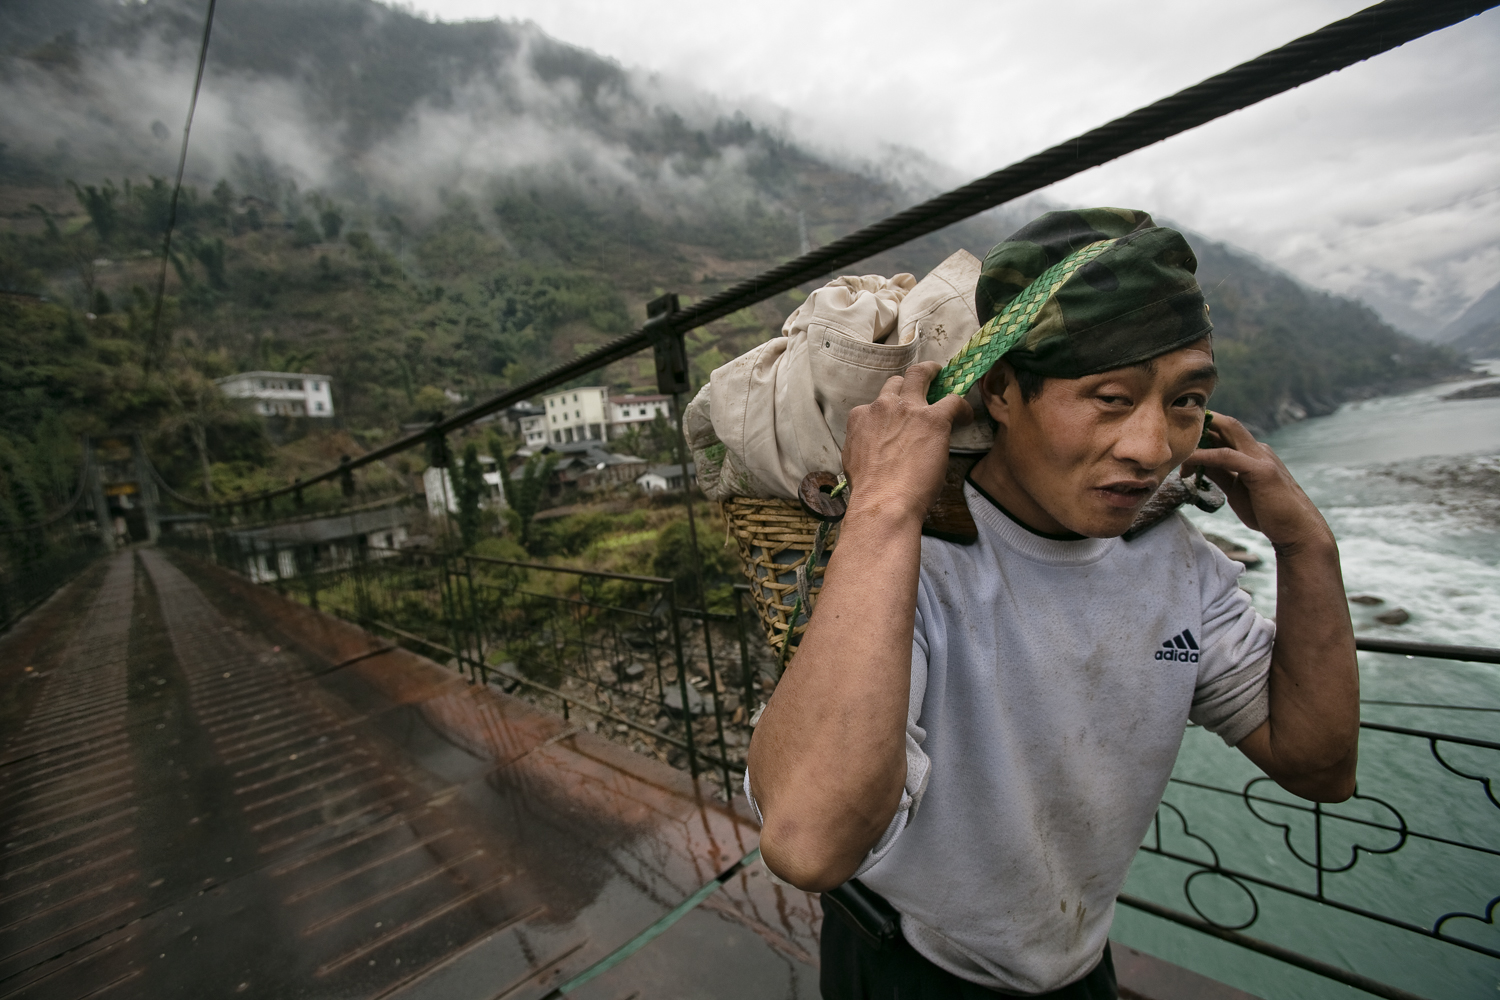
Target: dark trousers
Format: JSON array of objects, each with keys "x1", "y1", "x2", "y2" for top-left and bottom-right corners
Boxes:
[{"x1": 819, "y1": 895, "x2": 1118, "y2": 1000}]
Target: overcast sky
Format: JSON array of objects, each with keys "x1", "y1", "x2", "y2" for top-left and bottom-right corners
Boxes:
[{"x1": 407, "y1": 0, "x2": 1499, "y2": 334}]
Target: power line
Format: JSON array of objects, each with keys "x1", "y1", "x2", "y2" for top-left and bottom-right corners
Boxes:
[{"x1": 234, "y1": 0, "x2": 1499, "y2": 507}]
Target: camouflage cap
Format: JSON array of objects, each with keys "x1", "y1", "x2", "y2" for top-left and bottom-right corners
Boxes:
[{"x1": 974, "y1": 207, "x2": 1212, "y2": 379}]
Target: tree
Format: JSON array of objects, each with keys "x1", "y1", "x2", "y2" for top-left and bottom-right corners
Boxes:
[
  {"x1": 293, "y1": 218, "x2": 320, "y2": 248},
  {"x1": 509, "y1": 453, "x2": 556, "y2": 549},
  {"x1": 454, "y1": 443, "x2": 486, "y2": 549},
  {"x1": 320, "y1": 207, "x2": 344, "y2": 241},
  {"x1": 133, "y1": 177, "x2": 175, "y2": 240},
  {"x1": 212, "y1": 179, "x2": 235, "y2": 230},
  {"x1": 652, "y1": 519, "x2": 732, "y2": 607},
  {"x1": 33, "y1": 203, "x2": 101, "y2": 307},
  {"x1": 194, "y1": 237, "x2": 227, "y2": 290},
  {"x1": 68, "y1": 180, "x2": 119, "y2": 244}
]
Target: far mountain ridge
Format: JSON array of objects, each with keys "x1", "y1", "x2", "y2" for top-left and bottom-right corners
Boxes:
[
  {"x1": 1436, "y1": 280, "x2": 1500, "y2": 354},
  {"x1": 0, "y1": 0, "x2": 1467, "y2": 510}
]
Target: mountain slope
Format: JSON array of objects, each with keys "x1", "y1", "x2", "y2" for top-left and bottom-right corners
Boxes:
[
  {"x1": 1190, "y1": 237, "x2": 1458, "y2": 429},
  {"x1": 1437, "y1": 280, "x2": 1500, "y2": 354},
  {"x1": 0, "y1": 0, "x2": 1466, "y2": 505}
]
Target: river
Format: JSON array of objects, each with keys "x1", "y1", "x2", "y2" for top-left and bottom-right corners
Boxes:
[{"x1": 1112, "y1": 363, "x2": 1500, "y2": 999}]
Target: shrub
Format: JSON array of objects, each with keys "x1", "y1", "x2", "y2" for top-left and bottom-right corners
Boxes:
[{"x1": 652, "y1": 519, "x2": 733, "y2": 607}]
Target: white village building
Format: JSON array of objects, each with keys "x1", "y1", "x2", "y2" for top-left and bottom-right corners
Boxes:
[
  {"x1": 635, "y1": 462, "x2": 694, "y2": 493},
  {"x1": 423, "y1": 459, "x2": 508, "y2": 516},
  {"x1": 217, "y1": 371, "x2": 336, "y2": 418},
  {"x1": 516, "y1": 407, "x2": 549, "y2": 447},
  {"x1": 543, "y1": 387, "x2": 609, "y2": 445},
  {"x1": 607, "y1": 394, "x2": 671, "y2": 439},
  {"x1": 541, "y1": 388, "x2": 674, "y2": 444}
]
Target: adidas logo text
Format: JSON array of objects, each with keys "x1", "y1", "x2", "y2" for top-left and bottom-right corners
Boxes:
[{"x1": 1155, "y1": 629, "x2": 1199, "y2": 663}]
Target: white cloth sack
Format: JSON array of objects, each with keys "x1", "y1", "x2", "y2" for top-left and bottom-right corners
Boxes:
[{"x1": 688, "y1": 250, "x2": 993, "y2": 502}]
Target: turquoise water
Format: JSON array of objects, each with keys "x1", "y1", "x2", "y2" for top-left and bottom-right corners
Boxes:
[{"x1": 1113, "y1": 364, "x2": 1500, "y2": 999}]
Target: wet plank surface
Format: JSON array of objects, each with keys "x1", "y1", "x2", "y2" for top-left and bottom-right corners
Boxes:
[{"x1": 0, "y1": 551, "x2": 822, "y2": 999}]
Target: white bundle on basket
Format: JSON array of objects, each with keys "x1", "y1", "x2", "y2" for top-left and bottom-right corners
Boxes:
[{"x1": 688, "y1": 251, "x2": 990, "y2": 655}]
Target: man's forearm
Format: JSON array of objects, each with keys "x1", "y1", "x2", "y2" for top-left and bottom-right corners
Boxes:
[
  {"x1": 747, "y1": 501, "x2": 924, "y2": 890},
  {"x1": 1252, "y1": 536, "x2": 1360, "y2": 800}
]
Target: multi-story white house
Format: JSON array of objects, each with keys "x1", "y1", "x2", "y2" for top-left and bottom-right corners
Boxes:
[
  {"x1": 607, "y1": 394, "x2": 672, "y2": 439},
  {"x1": 543, "y1": 387, "x2": 610, "y2": 444},
  {"x1": 541, "y1": 388, "x2": 675, "y2": 444},
  {"x1": 217, "y1": 371, "x2": 335, "y2": 418},
  {"x1": 517, "y1": 408, "x2": 549, "y2": 447}
]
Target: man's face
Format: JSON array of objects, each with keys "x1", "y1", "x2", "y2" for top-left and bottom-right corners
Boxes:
[{"x1": 980, "y1": 339, "x2": 1217, "y2": 538}]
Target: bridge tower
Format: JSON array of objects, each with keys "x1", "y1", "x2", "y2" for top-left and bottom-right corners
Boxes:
[{"x1": 87, "y1": 434, "x2": 161, "y2": 549}]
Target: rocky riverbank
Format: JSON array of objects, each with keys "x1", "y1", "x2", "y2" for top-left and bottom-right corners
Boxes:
[{"x1": 1367, "y1": 452, "x2": 1500, "y2": 527}]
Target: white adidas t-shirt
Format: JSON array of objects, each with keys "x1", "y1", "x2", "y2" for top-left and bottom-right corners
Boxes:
[{"x1": 749, "y1": 481, "x2": 1273, "y2": 994}]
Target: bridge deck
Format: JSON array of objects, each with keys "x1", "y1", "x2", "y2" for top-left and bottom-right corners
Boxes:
[
  {"x1": 1, "y1": 550, "x2": 1252, "y2": 1000},
  {"x1": 1, "y1": 550, "x2": 820, "y2": 999}
]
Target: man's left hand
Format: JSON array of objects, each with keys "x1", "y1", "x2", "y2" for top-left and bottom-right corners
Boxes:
[{"x1": 1184, "y1": 413, "x2": 1333, "y2": 555}]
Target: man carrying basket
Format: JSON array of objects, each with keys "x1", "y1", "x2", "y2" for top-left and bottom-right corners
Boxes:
[{"x1": 744, "y1": 208, "x2": 1360, "y2": 998}]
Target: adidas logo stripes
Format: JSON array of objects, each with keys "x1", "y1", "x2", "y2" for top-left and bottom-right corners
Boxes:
[{"x1": 1155, "y1": 629, "x2": 1200, "y2": 663}]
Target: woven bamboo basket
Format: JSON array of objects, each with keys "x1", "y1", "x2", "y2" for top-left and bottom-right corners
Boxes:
[{"x1": 722, "y1": 497, "x2": 839, "y2": 658}]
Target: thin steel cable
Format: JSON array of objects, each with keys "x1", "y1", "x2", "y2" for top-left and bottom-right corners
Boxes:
[
  {"x1": 226, "y1": 0, "x2": 1498, "y2": 505},
  {"x1": 0, "y1": 449, "x2": 94, "y2": 535},
  {"x1": 539, "y1": 847, "x2": 761, "y2": 998},
  {"x1": 147, "y1": 0, "x2": 218, "y2": 368},
  {"x1": 143, "y1": 454, "x2": 218, "y2": 510}
]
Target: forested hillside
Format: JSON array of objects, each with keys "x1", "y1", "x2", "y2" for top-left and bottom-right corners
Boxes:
[{"x1": 0, "y1": 0, "x2": 1464, "y2": 517}]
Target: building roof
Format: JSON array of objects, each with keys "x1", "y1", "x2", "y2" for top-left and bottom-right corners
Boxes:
[
  {"x1": 640, "y1": 462, "x2": 696, "y2": 479},
  {"x1": 229, "y1": 504, "x2": 408, "y2": 545},
  {"x1": 543, "y1": 440, "x2": 627, "y2": 458},
  {"x1": 610, "y1": 393, "x2": 670, "y2": 403},
  {"x1": 215, "y1": 370, "x2": 333, "y2": 384},
  {"x1": 559, "y1": 450, "x2": 645, "y2": 470}
]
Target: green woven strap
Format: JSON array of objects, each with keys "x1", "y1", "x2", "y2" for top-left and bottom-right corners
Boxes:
[{"x1": 927, "y1": 239, "x2": 1117, "y2": 403}]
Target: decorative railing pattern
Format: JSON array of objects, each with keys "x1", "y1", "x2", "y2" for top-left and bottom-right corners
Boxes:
[{"x1": 1120, "y1": 642, "x2": 1498, "y2": 1000}]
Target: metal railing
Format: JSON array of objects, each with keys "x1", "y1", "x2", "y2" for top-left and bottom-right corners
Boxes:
[
  {"x1": 0, "y1": 451, "x2": 105, "y2": 633},
  {"x1": 1118, "y1": 637, "x2": 1499, "y2": 1000},
  {"x1": 167, "y1": 531, "x2": 771, "y2": 800},
  {"x1": 0, "y1": 527, "x2": 102, "y2": 634}
]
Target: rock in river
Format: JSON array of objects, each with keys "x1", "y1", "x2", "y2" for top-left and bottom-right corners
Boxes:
[
  {"x1": 1375, "y1": 607, "x2": 1410, "y2": 625},
  {"x1": 1202, "y1": 533, "x2": 1263, "y2": 568}
]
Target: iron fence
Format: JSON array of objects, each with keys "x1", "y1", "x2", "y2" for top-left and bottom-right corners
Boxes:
[
  {"x1": 177, "y1": 531, "x2": 771, "y2": 800},
  {"x1": 1118, "y1": 640, "x2": 1499, "y2": 1000},
  {"x1": 0, "y1": 452, "x2": 105, "y2": 633},
  {"x1": 0, "y1": 525, "x2": 102, "y2": 634}
]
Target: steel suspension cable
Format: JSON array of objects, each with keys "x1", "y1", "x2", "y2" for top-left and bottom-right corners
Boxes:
[
  {"x1": 144, "y1": 452, "x2": 217, "y2": 510},
  {"x1": 147, "y1": 0, "x2": 218, "y2": 368},
  {"x1": 235, "y1": 0, "x2": 1498, "y2": 506}
]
